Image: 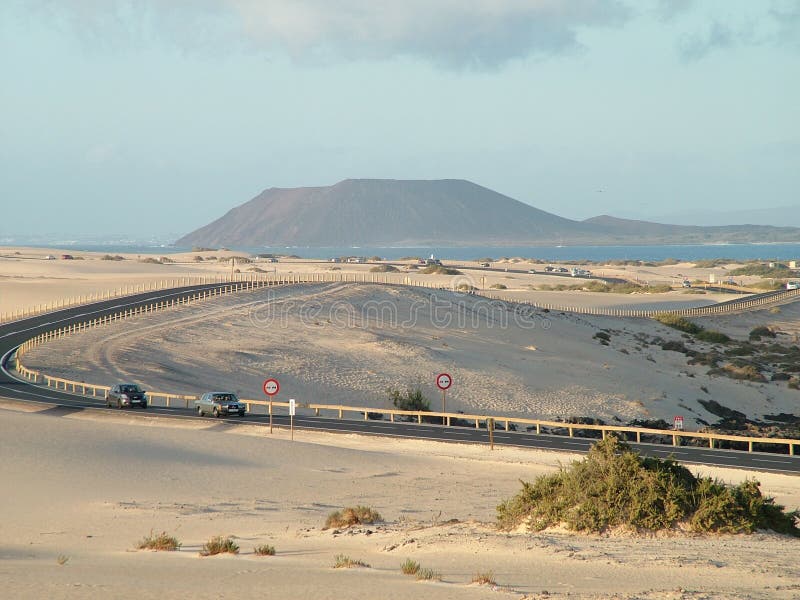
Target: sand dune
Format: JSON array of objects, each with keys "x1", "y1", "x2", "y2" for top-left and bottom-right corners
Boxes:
[
  {"x1": 20, "y1": 282, "x2": 800, "y2": 428},
  {"x1": 1, "y1": 403, "x2": 798, "y2": 599}
]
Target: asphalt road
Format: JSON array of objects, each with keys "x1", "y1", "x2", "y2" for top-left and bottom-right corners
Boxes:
[{"x1": 1, "y1": 283, "x2": 798, "y2": 475}]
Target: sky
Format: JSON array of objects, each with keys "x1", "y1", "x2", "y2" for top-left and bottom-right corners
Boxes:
[{"x1": 1, "y1": 0, "x2": 798, "y2": 241}]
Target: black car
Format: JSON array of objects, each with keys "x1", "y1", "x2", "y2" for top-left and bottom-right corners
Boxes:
[{"x1": 106, "y1": 383, "x2": 148, "y2": 409}]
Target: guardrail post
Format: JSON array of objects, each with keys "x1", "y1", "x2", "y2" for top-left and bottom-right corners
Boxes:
[
  {"x1": 748, "y1": 440, "x2": 753, "y2": 452},
  {"x1": 673, "y1": 434, "x2": 678, "y2": 446},
  {"x1": 568, "y1": 426, "x2": 573, "y2": 437},
  {"x1": 790, "y1": 443, "x2": 795, "y2": 456}
]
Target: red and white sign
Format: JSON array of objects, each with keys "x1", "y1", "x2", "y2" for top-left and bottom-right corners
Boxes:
[
  {"x1": 263, "y1": 378, "x2": 280, "y2": 396},
  {"x1": 436, "y1": 373, "x2": 453, "y2": 391},
  {"x1": 673, "y1": 415, "x2": 684, "y2": 431}
]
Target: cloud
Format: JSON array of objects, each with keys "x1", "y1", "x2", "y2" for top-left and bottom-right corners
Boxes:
[
  {"x1": 653, "y1": 0, "x2": 696, "y2": 22},
  {"x1": 678, "y1": 21, "x2": 742, "y2": 62},
  {"x1": 676, "y1": 0, "x2": 799, "y2": 63},
  {"x1": 24, "y1": 0, "x2": 631, "y2": 69}
]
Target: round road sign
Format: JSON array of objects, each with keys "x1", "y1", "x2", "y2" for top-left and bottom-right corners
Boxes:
[
  {"x1": 436, "y1": 373, "x2": 452, "y2": 391},
  {"x1": 263, "y1": 378, "x2": 280, "y2": 396}
]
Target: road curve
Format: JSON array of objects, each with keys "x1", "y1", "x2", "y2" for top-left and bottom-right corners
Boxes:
[{"x1": 1, "y1": 283, "x2": 799, "y2": 475}]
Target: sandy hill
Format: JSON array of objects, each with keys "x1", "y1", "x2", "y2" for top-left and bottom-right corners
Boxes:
[
  {"x1": 176, "y1": 179, "x2": 800, "y2": 247},
  {"x1": 21, "y1": 283, "x2": 800, "y2": 428}
]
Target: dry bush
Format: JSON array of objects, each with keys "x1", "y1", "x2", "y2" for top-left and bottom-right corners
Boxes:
[
  {"x1": 136, "y1": 530, "x2": 181, "y2": 551},
  {"x1": 200, "y1": 536, "x2": 239, "y2": 556},
  {"x1": 323, "y1": 506, "x2": 382, "y2": 530}
]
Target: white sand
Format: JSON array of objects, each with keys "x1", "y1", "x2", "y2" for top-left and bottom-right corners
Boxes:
[
  {"x1": 1, "y1": 402, "x2": 798, "y2": 599},
  {"x1": 3, "y1": 253, "x2": 800, "y2": 598},
  {"x1": 20, "y1": 281, "x2": 800, "y2": 429}
]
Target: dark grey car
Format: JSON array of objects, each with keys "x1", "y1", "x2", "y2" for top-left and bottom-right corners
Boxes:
[
  {"x1": 195, "y1": 392, "x2": 245, "y2": 418},
  {"x1": 106, "y1": 383, "x2": 148, "y2": 409}
]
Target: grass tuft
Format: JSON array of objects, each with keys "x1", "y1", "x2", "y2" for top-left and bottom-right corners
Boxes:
[
  {"x1": 200, "y1": 536, "x2": 239, "y2": 556},
  {"x1": 323, "y1": 506, "x2": 383, "y2": 530},
  {"x1": 254, "y1": 544, "x2": 276, "y2": 556},
  {"x1": 136, "y1": 530, "x2": 181, "y2": 551},
  {"x1": 416, "y1": 567, "x2": 442, "y2": 581},
  {"x1": 56, "y1": 554, "x2": 69, "y2": 566},
  {"x1": 333, "y1": 554, "x2": 370, "y2": 568},
  {"x1": 472, "y1": 571, "x2": 497, "y2": 585},
  {"x1": 400, "y1": 558, "x2": 421, "y2": 575}
]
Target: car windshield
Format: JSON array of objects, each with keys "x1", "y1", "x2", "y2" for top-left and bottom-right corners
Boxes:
[
  {"x1": 213, "y1": 394, "x2": 236, "y2": 402},
  {"x1": 121, "y1": 385, "x2": 141, "y2": 393}
]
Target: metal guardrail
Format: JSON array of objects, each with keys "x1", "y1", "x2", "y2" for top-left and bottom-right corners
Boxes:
[{"x1": 8, "y1": 272, "x2": 800, "y2": 456}]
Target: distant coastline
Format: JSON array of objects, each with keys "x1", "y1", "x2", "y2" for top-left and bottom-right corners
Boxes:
[{"x1": 5, "y1": 242, "x2": 800, "y2": 263}]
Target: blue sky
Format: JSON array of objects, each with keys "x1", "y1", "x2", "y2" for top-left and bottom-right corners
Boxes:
[{"x1": 1, "y1": 1, "x2": 798, "y2": 239}]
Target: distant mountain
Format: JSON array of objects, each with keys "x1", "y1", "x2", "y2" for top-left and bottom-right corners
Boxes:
[
  {"x1": 643, "y1": 206, "x2": 800, "y2": 228},
  {"x1": 176, "y1": 179, "x2": 800, "y2": 247}
]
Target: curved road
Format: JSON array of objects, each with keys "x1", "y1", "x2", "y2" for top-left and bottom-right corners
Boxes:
[{"x1": 1, "y1": 283, "x2": 798, "y2": 475}]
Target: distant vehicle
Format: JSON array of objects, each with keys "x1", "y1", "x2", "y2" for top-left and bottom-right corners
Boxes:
[
  {"x1": 527, "y1": 269, "x2": 536, "y2": 274},
  {"x1": 264, "y1": 257, "x2": 278, "y2": 263},
  {"x1": 61, "y1": 254, "x2": 74, "y2": 260},
  {"x1": 195, "y1": 392, "x2": 245, "y2": 418},
  {"x1": 106, "y1": 383, "x2": 148, "y2": 409},
  {"x1": 682, "y1": 280, "x2": 692, "y2": 288},
  {"x1": 479, "y1": 262, "x2": 490, "y2": 268},
  {"x1": 44, "y1": 255, "x2": 55, "y2": 260},
  {"x1": 556, "y1": 267, "x2": 569, "y2": 273},
  {"x1": 787, "y1": 281, "x2": 800, "y2": 290},
  {"x1": 544, "y1": 266, "x2": 556, "y2": 272},
  {"x1": 330, "y1": 258, "x2": 341, "y2": 263},
  {"x1": 424, "y1": 258, "x2": 442, "y2": 266}
]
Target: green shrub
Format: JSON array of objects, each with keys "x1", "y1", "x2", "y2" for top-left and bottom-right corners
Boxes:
[
  {"x1": 254, "y1": 544, "x2": 275, "y2": 556},
  {"x1": 497, "y1": 436, "x2": 799, "y2": 535},
  {"x1": 370, "y1": 264, "x2": 399, "y2": 272},
  {"x1": 420, "y1": 265, "x2": 461, "y2": 275},
  {"x1": 696, "y1": 330, "x2": 731, "y2": 344},
  {"x1": 728, "y1": 263, "x2": 790, "y2": 277},
  {"x1": 489, "y1": 283, "x2": 507, "y2": 290},
  {"x1": 101, "y1": 254, "x2": 125, "y2": 261},
  {"x1": 654, "y1": 313, "x2": 702, "y2": 334},
  {"x1": 200, "y1": 536, "x2": 239, "y2": 556},
  {"x1": 333, "y1": 554, "x2": 370, "y2": 568},
  {"x1": 137, "y1": 530, "x2": 181, "y2": 551},
  {"x1": 400, "y1": 558, "x2": 421, "y2": 575},
  {"x1": 323, "y1": 506, "x2": 382, "y2": 530},
  {"x1": 388, "y1": 386, "x2": 430, "y2": 412}
]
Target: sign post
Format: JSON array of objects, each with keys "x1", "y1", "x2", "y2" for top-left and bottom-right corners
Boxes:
[
  {"x1": 289, "y1": 398, "x2": 296, "y2": 441},
  {"x1": 487, "y1": 417, "x2": 495, "y2": 451},
  {"x1": 673, "y1": 415, "x2": 684, "y2": 431},
  {"x1": 435, "y1": 373, "x2": 452, "y2": 419},
  {"x1": 263, "y1": 378, "x2": 280, "y2": 434}
]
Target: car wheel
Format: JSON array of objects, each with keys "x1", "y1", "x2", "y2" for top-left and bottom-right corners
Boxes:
[
  {"x1": 116, "y1": 399, "x2": 122, "y2": 409},
  {"x1": 213, "y1": 407, "x2": 220, "y2": 418},
  {"x1": 238, "y1": 410, "x2": 245, "y2": 417},
  {"x1": 197, "y1": 406, "x2": 204, "y2": 417},
  {"x1": 106, "y1": 398, "x2": 111, "y2": 408},
  {"x1": 141, "y1": 402, "x2": 147, "y2": 410}
]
